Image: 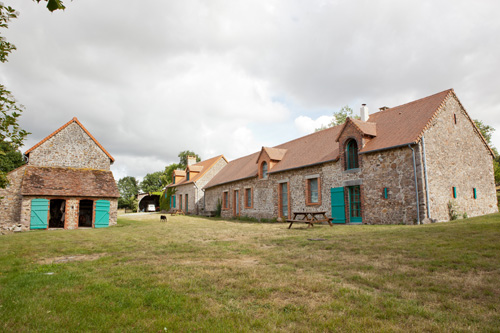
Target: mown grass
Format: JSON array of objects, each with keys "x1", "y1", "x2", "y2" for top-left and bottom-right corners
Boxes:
[{"x1": 1, "y1": 213, "x2": 499, "y2": 332}]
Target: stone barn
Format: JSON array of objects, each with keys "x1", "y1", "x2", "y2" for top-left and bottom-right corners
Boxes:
[
  {"x1": 203, "y1": 89, "x2": 498, "y2": 224},
  {"x1": 0, "y1": 117, "x2": 120, "y2": 231}
]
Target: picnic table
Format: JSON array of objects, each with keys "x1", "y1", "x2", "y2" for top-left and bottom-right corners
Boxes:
[{"x1": 286, "y1": 211, "x2": 334, "y2": 229}]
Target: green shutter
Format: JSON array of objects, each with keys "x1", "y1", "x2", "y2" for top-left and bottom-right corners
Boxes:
[
  {"x1": 331, "y1": 187, "x2": 346, "y2": 224},
  {"x1": 94, "y1": 200, "x2": 110, "y2": 228},
  {"x1": 30, "y1": 199, "x2": 49, "y2": 230},
  {"x1": 173, "y1": 196, "x2": 176, "y2": 208}
]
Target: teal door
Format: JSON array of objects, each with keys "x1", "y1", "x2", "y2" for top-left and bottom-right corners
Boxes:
[
  {"x1": 348, "y1": 186, "x2": 362, "y2": 223},
  {"x1": 330, "y1": 187, "x2": 346, "y2": 224},
  {"x1": 30, "y1": 199, "x2": 49, "y2": 229},
  {"x1": 94, "y1": 200, "x2": 110, "y2": 228}
]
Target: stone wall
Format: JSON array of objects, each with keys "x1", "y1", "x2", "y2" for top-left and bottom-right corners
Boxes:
[
  {"x1": 19, "y1": 197, "x2": 118, "y2": 230},
  {"x1": 204, "y1": 144, "x2": 427, "y2": 224},
  {"x1": 0, "y1": 166, "x2": 26, "y2": 229},
  {"x1": 28, "y1": 122, "x2": 111, "y2": 170},
  {"x1": 362, "y1": 146, "x2": 421, "y2": 224},
  {"x1": 422, "y1": 95, "x2": 498, "y2": 221},
  {"x1": 172, "y1": 157, "x2": 228, "y2": 215}
]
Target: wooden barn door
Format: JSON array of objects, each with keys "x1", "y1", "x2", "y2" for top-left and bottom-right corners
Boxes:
[
  {"x1": 330, "y1": 187, "x2": 346, "y2": 224},
  {"x1": 94, "y1": 200, "x2": 110, "y2": 228},
  {"x1": 30, "y1": 199, "x2": 49, "y2": 229}
]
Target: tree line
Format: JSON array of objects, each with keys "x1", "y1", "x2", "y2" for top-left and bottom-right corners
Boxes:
[{"x1": 116, "y1": 151, "x2": 200, "y2": 210}]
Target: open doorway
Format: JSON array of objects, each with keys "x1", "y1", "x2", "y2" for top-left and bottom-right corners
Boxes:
[
  {"x1": 49, "y1": 199, "x2": 66, "y2": 228},
  {"x1": 79, "y1": 200, "x2": 94, "y2": 228}
]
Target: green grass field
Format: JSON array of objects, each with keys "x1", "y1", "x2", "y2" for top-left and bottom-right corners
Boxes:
[{"x1": 1, "y1": 213, "x2": 499, "y2": 332}]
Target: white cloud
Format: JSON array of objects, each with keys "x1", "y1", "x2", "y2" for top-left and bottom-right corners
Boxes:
[
  {"x1": 5, "y1": 0, "x2": 500, "y2": 179},
  {"x1": 294, "y1": 115, "x2": 332, "y2": 135}
]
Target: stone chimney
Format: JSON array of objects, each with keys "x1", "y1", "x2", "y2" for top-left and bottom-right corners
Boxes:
[
  {"x1": 187, "y1": 155, "x2": 197, "y2": 166},
  {"x1": 360, "y1": 104, "x2": 369, "y2": 122}
]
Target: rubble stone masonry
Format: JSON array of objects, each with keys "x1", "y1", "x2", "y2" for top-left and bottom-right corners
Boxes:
[
  {"x1": 422, "y1": 95, "x2": 498, "y2": 221},
  {"x1": 28, "y1": 123, "x2": 110, "y2": 170}
]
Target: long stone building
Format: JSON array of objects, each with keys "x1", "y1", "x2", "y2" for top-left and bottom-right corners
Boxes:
[
  {"x1": 0, "y1": 117, "x2": 120, "y2": 230},
  {"x1": 203, "y1": 89, "x2": 498, "y2": 224},
  {"x1": 166, "y1": 155, "x2": 228, "y2": 215}
]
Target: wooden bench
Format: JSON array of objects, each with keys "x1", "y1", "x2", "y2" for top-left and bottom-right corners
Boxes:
[{"x1": 287, "y1": 211, "x2": 334, "y2": 229}]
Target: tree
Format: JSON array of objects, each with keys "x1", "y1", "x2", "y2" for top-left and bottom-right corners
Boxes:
[
  {"x1": 160, "y1": 163, "x2": 182, "y2": 186},
  {"x1": 0, "y1": 1, "x2": 65, "y2": 189},
  {"x1": 178, "y1": 150, "x2": 201, "y2": 167},
  {"x1": 315, "y1": 106, "x2": 359, "y2": 132},
  {"x1": 474, "y1": 119, "x2": 500, "y2": 184},
  {"x1": 34, "y1": 0, "x2": 66, "y2": 12},
  {"x1": 140, "y1": 171, "x2": 164, "y2": 193},
  {"x1": 0, "y1": 141, "x2": 24, "y2": 188},
  {"x1": 117, "y1": 176, "x2": 139, "y2": 209}
]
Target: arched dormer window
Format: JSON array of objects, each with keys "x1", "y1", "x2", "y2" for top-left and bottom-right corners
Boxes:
[
  {"x1": 346, "y1": 139, "x2": 359, "y2": 170},
  {"x1": 261, "y1": 161, "x2": 268, "y2": 179}
]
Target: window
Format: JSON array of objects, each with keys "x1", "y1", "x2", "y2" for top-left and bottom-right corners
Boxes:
[
  {"x1": 245, "y1": 188, "x2": 253, "y2": 208},
  {"x1": 261, "y1": 161, "x2": 268, "y2": 179},
  {"x1": 306, "y1": 177, "x2": 320, "y2": 205},
  {"x1": 453, "y1": 113, "x2": 457, "y2": 124},
  {"x1": 279, "y1": 182, "x2": 289, "y2": 218},
  {"x1": 348, "y1": 186, "x2": 362, "y2": 223},
  {"x1": 346, "y1": 139, "x2": 359, "y2": 169},
  {"x1": 223, "y1": 191, "x2": 229, "y2": 209},
  {"x1": 185, "y1": 194, "x2": 188, "y2": 212},
  {"x1": 186, "y1": 171, "x2": 190, "y2": 181},
  {"x1": 383, "y1": 187, "x2": 388, "y2": 199},
  {"x1": 179, "y1": 195, "x2": 183, "y2": 210},
  {"x1": 452, "y1": 187, "x2": 457, "y2": 199},
  {"x1": 473, "y1": 188, "x2": 477, "y2": 199},
  {"x1": 172, "y1": 175, "x2": 176, "y2": 184}
]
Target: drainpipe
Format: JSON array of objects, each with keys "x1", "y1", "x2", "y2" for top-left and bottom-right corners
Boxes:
[
  {"x1": 421, "y1": 135, "x2": 431, "y2": 220},
  {"x1": 193, "y1": 182, "x2": 200, "y2": 215},
  {"x1": 408, "y1": 144, "x2": 421, "y2": 225}
]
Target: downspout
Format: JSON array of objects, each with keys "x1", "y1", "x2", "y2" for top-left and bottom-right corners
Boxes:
[
  {"x1": 193, "y1": 182, "x2": 199, "y2": 215},
  {"x1": 421, "y1": 135, "x2": 431, "y2": 220},
  {"x1": 408, "y1": 144, "x2": 421, "y2": 225}
]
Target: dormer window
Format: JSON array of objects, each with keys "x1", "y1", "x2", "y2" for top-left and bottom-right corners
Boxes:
[
  {"x1": 346, "y1": 139, "x2": 359, "y2": 170},
  {"x1": 186, "y1": 171, "x2": 190, "y2": 181},
  {"x1": 172, "y1": 175, "x2": 175, "y2": 184},
  {"x1": 261, "y1": 161, "x2": 268, "y2": 179}
]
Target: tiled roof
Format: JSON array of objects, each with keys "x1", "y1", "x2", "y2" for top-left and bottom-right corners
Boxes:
[
  {"x1": 21, "y1": 166, "x2": 120, "y2": 197},
  {"x1": 360, "y1": 89, "x2": 453, "y2": 153},
  {"x1": 24, "y1": 117, "x2": 115, "y2": 163},
  {"x1": 166, "y1": 155, "x2": 227, "y2": 188},
  {"x1": 203, "y1": 152, "x2": 260, "y2": 189},
  {"x1": 257, "y1": 147, "x2": 287, "y2": 162},
  {"x1": 204, "y1": 89, "x2": 465, "y2": 189}
]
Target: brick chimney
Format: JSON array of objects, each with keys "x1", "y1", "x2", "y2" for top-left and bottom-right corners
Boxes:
[
  {"x1": 187, "y1": 155, "x2": 197, "y2": 166},
  {"x1": 360, "y1": 104, "x2": 369, "y2": 122}
]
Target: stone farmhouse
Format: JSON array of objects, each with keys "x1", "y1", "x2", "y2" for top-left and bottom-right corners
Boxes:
[
  {"x1": 203, "y1": 89, "x2": 498, "y2": 224},
  {"x1": 0, "y1": 118, "x2": 120, "y2": 230},
  {"x1": 166, "y1": 155, "x2": 228, "y2": 215}
]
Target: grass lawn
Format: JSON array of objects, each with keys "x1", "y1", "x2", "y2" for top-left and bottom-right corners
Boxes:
[{"x1": 1, "y1": 213, "x2": 500, "y2": 332}]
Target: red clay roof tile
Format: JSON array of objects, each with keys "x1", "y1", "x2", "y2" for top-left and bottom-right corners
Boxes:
[{"x1": 21, "y1": 166, "x2": 120, "y2": 197}]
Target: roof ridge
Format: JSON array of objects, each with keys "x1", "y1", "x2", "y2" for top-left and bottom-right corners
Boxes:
[
  {"x1": 371, "y1": 89, "x2": 453, "y2": 116},
  {"x1": 24, "y1": 117, "x2": 115, "y2": 163}
]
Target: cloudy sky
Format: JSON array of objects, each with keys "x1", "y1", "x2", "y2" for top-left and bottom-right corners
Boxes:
[{"x1": 2, "y1": 0, "x2": 499, "y2": 180}]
